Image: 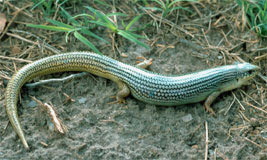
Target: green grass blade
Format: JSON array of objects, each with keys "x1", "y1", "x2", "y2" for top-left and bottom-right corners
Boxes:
[
  {"x1": 118, "y1": 30, "x2": 150, "y2": 49},
  {"x1": 85, "y1": 6, "x2": 117, "y2": 31},
  {"x1": 125, "y1": 14, "x2": 143, "y2": 31},
  {"x1": 121, "y1": 20, "x2": 126, "y2": 28},
  {"x1": 80, "y1": 28, "x2": 109, "y2": 44},
  {"x1": 72, "y1": 13, "x2": 95, "y2": 20},
  {"x1": 94, "y1": 0, "x2": 110, "y2": 7},
  {"x1": 153, "y1": 0, "x2": 166, "y2": 9},
  {"x1": 60, "y1": 7, "x2": 79, "y2": 25},
  {"x1": 74, "y1": 31, "x2": 102, "y2": 55},
  {"x1": 46, "y1": 0, "x2": 53, "y2": 15},
  {"x1": 65, "y1": 31, "x2": 72, "y2": 43},
  {"x1": 45, "y1": 18, "x2": 74, "y2": 29},
  {"x1": 142, "y1": 0, "x2": 149, "y2": 6},
  {"x1": 31, "y1": 0, "x2": 46, "y2": 10},
  {"x1": 27, "y1": 24, "x2": 72, "y2": 32},
  {"x1": 264, "y1": 0, "x2": 267, "y2": 16}
]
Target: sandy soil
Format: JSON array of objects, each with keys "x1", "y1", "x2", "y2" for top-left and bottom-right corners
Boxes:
[{"x1": 0, "y1": 1, "x2": 266, "y2": 159}]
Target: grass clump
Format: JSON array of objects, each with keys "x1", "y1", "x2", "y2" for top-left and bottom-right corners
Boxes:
[
  {"x1": 236, "y1": 0, "x2": 267, "y2": 37},
  {"x1": 28, "y1": 2, "x2": 149, "y2": 54}
]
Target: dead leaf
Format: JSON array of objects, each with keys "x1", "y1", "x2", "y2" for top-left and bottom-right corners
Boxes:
[{"x1": 0, "y1": 13, "x2": 7, "y2": 33}]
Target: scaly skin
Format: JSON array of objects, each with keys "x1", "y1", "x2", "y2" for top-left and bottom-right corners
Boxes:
[{"x1": 5, "y1": 52, "x2": 260, "y2": 149}]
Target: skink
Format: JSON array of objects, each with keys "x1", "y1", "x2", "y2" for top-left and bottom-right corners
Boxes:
[{"x1": 5, "y1": 52, "x2": 260, "y2": 149}]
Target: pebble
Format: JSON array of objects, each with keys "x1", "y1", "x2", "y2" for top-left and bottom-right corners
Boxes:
[
  {"x1": 217, "y1": 55, "x2": 223, "y2": 59},
  {"x1": 260, "y1": 129, "x2": 267, "y2": 139},
  {"x1": 28, "y1": 100, "x2": 37, "y2": 108},
  {"x1": 48, "y1": 122, "x2": 55, "y2": 131},
  {"x1": 78, "y1": 97, "x2": 87, "y2": 104},
  {"x1": 181, "y1": 114, "x2": 193, "y2": 122}
]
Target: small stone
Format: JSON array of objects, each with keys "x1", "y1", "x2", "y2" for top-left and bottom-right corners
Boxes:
[
  {"x1": 260, "y1": 129, "x2": 267, "y2": 139},
  {"x1": 192, "y1": 145, "x2": 198, "y2": 149},
  {"x1": 48, "y1": 122, "x2": 55, "y2": 131},
  {"x1": 181, "y1": 114, "x2": 193, "y2": 122},
  {"x1": 28, "y1": 100, "x2": 37, "y2": 108},
  {"x1": 217, "y1": 55, "x2": 223, "y2": 59},
  {"x1": 78, "y1": 98, "x2": 87, "y2": 104},
  {"x1": 250, "y1": 118, "x2": 260, "y2": 128},
  {"x1": 120, "y1": 53, "x2": 128, "y2": 57}
]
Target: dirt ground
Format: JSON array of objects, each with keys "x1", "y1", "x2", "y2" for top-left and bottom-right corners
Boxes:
[{"x1": 0, "y1": 1, "x2": 266, "y2": 159}]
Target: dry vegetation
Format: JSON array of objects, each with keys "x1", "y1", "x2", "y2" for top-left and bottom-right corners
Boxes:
[{"x1": 0, "y1": 0, "x2": 266, "y2": 159}]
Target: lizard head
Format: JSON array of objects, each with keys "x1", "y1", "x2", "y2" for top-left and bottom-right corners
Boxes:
[
  {"x1": 219, "y1": 62, "x2": 260, "y2": 92},
  {"x1": 236, "y1": 62, "x2": 260, "y2": 84}
]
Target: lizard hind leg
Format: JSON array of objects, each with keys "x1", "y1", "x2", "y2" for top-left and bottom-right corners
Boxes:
[
  {"x1": 136, "y1": 57, "x2": 153, "y2": 69},
  {"x1": 108, "y1": 57, "x2": 151, "y2": 105},
  {"x1": 204, "y1": 91, "x2": 221, "y2": 115},
  {"x1": 109, "y1": 80, "x2": 130, "y2": 104}
]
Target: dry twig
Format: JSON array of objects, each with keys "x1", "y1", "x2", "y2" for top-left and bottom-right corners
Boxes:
[
  {"x1": 205, "y1": 121, "x2": 209, "y2": 160},
  {"x1": 31, "y1": 96, "x2": 67, "y2": 134},
  {"x1": 232, "y1": 92, "x2": 246, "y2": 110},
  {"x1": 244, "y1": 101, "x2": 267, "y2": 114},
  {"x1": 0, "y1": 3, "x2": 32, "y2": 40},
  {"x1": 244, "y1": 137, "x2": 263, "y2": 149},
  {"x1": 25, "y1": 72, "x2": 88, "y2": 88},
  {"x1": 0, "y1": 55, "x2": 32, "y2": 63}
]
